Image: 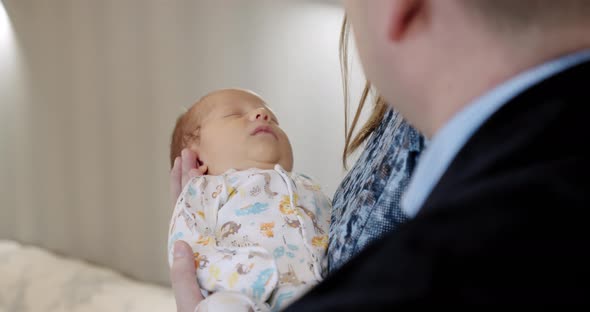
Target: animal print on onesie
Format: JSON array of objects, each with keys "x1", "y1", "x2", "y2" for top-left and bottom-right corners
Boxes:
[{"x1": 168, "y1": 165, "x2": 331, "y2": 312}]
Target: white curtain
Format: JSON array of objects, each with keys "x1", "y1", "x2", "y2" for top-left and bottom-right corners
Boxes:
[{"x1": 0, "y1": 0, "x2": 356, "y2": 286}]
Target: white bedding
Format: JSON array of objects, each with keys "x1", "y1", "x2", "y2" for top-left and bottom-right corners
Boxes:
[{"x1": 0, "y1": 240, "x2": 175, "y2": 312}]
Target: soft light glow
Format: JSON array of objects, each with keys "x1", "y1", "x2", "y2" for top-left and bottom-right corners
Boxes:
[
  {"x1": 0, "y1": 1, "x2": 11, "y2": 47},
  {"x1": 0, "y1": 0, "x2": 19, "y2": 73},
  {"x1": 1, "y1": 0, "x2": 21, "y2": 114}
]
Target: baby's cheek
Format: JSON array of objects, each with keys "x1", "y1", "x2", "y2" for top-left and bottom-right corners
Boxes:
[{"x1": 281, "y1": 132, "x2": 293, "y2": 147}]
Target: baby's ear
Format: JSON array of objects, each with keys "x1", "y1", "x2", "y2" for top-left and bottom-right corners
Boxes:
[
  {"x1": 186, "y1": 144, "x2": 201, "y2": 163},
  {"x1": 190, "y1": 152, "x2": 208, "y2": 177},
  {"x1": 187, "y1": 144, "x2": 207, "y2": 172},
  {"x1": 184, "y1": 129, "x2": 200, "y2": 153},
  {"x1": 196, "y1": 155, "x2": 205, "y2": 167}
]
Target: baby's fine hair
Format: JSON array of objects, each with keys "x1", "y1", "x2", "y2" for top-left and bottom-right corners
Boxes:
[{"x1": 169, "y1": 104, "x2": 202, "y2": 168}]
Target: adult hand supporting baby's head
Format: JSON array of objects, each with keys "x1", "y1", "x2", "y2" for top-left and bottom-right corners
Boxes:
[
  {"x1": 170, "y1": 148, "x2": 208, "y2": 209},
  {"x1": 171, "y1": 240, "x2": 204, "y2": 312}
]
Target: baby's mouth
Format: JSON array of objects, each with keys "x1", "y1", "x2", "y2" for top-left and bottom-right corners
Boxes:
[{"x1": 251, "y1": 125, "x2": 278, "y2": 140}]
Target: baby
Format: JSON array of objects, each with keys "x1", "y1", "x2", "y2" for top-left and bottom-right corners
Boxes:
[{"x1": 167, "y1": 89, "x2": 332, "y2": 312}]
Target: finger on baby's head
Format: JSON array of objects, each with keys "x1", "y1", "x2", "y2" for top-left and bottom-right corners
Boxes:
[
  {"x1": 172, "y1": 157, "x2": 180, "y2": 171},
  {"x1": 181, "y1": 148, "x2": 197, "y2": 166}
]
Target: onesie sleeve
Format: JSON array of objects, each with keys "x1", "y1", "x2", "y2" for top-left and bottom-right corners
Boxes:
[
  {"x1": 291, "y1": 173, "x2": 333, "y2": 279},
  {"x1": 168, "y1": 175, "x2": 224, "y2": 267},
  {"x1": 168, "y1": 175, "x2": 279, "y2": 307}
]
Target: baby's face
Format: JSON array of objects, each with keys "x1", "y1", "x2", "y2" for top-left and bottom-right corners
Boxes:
[{"x1": 188, "y1": 89, "x2": 294, "y2": 175}]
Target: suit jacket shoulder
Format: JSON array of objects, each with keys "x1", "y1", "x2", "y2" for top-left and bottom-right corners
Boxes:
[{"x1": 286, "y1": 60, "x2": 590, "y2": 309}]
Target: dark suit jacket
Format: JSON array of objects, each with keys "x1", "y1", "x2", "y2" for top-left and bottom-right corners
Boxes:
[{"x1": 287, "y1": 60, "x2": 590, "y2": 308}]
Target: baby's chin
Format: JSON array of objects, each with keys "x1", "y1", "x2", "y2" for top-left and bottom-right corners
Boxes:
[{"x1": 246, "y1": 145, "x2": 293, "y2": 170}]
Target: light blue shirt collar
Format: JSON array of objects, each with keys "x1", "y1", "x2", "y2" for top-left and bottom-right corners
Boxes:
[{"x1": 402, "y1": 49, "x2": 590, "y2": 218}]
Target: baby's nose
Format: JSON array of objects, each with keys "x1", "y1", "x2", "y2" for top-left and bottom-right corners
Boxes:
[{"x1": 250, "y1": 108, "x2": 270, "y2": 122}]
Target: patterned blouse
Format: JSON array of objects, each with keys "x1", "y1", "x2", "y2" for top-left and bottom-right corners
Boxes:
[{"x1": 328, "y1": 108, "x2": 426, "y2": 272}]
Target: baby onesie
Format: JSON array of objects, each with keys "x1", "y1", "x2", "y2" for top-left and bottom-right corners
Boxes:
[{"x1": 168, "y1": 165, "x2": 332, "y2": 311}]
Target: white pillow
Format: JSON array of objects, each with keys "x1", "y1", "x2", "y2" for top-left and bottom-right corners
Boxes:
[{"x1": 0, "y1": 240, "x2": 175, "y2": 312}]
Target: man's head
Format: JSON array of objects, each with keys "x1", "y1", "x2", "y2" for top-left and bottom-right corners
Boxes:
[
  {"x1": 343, "y1": 0, "x2": 590, "y2": 137},
  {"x1": 170, "y1": 89, "x2": 294, "y2": 175}
]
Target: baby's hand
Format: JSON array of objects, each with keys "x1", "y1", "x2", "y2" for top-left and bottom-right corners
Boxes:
[{"x1": 170, "y1": 148, "x2": 208, "y2": 209}]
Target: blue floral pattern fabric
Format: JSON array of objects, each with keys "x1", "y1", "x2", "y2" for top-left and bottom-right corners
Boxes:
[{"x1": 328, "y1": 109, "x2": 425, "y2": 272}]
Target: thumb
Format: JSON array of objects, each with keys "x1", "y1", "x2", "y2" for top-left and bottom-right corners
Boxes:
[{"x1": 170, "y1": 241, "x2": 203, "y2": 312}]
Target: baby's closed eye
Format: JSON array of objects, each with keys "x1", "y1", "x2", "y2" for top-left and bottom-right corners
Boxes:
[{"x1": 223, "y1": 112, "x2": 243, "y2": 118}]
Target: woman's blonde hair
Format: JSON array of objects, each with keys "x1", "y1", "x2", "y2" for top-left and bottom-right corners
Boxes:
[{"x1": 340, "y1": 16, "x2": 398, "y2": 168}]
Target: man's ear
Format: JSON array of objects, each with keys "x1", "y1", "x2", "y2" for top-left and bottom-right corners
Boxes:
[{"x1": 388, "y1": 0, "x2": 425, "y2": 41}]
